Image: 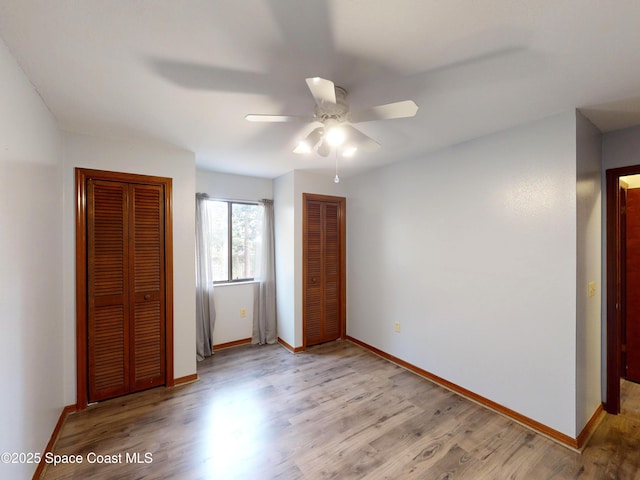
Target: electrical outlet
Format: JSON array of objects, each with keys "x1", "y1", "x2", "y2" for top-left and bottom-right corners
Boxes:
[
  {"x1": 240, "y1": 308, "x2": 247, "y2": 317},
  {"x1": 394, "y1": 322, "x2": 401, "y2": 333}
]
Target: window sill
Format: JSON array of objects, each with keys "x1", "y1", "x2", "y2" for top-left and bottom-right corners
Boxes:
[{"x1": 214, "y1": 280, "x2": 259, "y2": 287}]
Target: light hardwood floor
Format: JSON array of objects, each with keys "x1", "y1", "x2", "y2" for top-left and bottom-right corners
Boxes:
[{"x1": 41, "y1": 341, "x2": 640, "y2": 479}]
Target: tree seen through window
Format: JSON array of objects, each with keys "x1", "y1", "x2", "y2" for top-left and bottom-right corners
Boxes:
[{"x1": 208, "y1": 200, "x2": 261, "y2": 282}]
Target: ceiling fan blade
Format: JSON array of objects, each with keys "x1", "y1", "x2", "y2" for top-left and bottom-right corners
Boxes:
[
  {"x1": 245, "y1": 114, "x2": 315, "y2": 123},
  {"x1": 305, "y1": 77, "x2": 336, "y2": 105},
  {"x1": 293, "y1": 143, "x2": 309, "y2": 154},
  {"x1": 342, "y1": 125, "x2": 381, "y2": 152},
  {"x1": 348, "y1": 100, "x2": 418, "y2": 123}
]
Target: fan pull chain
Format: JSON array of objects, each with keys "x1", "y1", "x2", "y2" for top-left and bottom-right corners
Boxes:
[{"x1": 334, "y1": 150, "x2": 340, "y2": 183}]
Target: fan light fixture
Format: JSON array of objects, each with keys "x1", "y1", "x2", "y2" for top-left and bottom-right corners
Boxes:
[
  {"x1": 317, "y1": 139, "x2": 331, "y2": 157},
  {"x1": 325, "y1": 124, "x2": 345, "y2": 147},
  {"x1": 294, "y1": 127, "x2": 324, "y2": 154},
  {"x1": 296, "y1": 126, "x2": 353, "y2": 158}
]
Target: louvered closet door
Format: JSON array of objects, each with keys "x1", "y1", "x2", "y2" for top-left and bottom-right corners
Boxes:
[
  {"x1": 87, "y1": 180, "x2": 165, "y2": 402},
  {"x1": 88, "y1": 180, "x2": 130, "y2": 401},
  {"x1": 130, "y1": 184, "x2": 165, "y2": 391},
  {"x1": 304, "y1": 199, "x2": 341, "y2": 346}
]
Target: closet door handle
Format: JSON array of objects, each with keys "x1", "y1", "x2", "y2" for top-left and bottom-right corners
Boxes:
[{"x1": 144, "y1": 294, "x2": 151, "y2": 300}]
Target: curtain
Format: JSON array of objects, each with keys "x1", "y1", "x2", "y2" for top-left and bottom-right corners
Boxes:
[
  {"x1": 195, "y1": 193, "x2": 216, "y2": 360},
  {"x1": 253, "y1": 199, "x2": 277, "y2": 344}
]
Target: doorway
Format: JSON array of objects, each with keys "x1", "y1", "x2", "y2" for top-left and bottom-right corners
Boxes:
[
  {"x1": 605, "y1": 165, "x2": 640, "y2": 413},
  {"x1": 75, "y1": 168, "x2": 174, "y2": 409},
  {"x1": 302, "y1": 193, "x2": 346, "y2": 347}
]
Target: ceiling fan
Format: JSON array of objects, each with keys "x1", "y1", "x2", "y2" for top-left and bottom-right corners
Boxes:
[{"x1": 245, "y1": 77, "x2": 418, "y2": 158}]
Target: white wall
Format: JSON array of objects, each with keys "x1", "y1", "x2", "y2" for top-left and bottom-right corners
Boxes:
[
  {"x1": 62, "y1": 132, "x2": 197, "y2": 402},
  {"x1": 575, "y1": 111, "x2": 602, "y2": 433},
  {"x1": 212, "y1": 282, "x2": 256, "y2": 345},
  {"x1": 273, "y1": 170, "x2": 347, "y2": 347},
  {"x1": 603, "y1": 125, "x2": 640, "y2": 170},
  {"x1": 196, "y1": 169, "x2": 272, "y2": 346},
  {"x1": 347, "y1": 112, "x2": 579, "y2": 437},
  {"x1": 292, "y1": 171, "x2": 347, "y2": 346},
  {"x1": 196, "y1": 169, "x2": 272, "y2": 201},
  {"x1": 0, "y1": 39, "x2": 64, "y2": 479},
  {"x1": 274, "y1": 172, "x2": 296, "y2": 347}
]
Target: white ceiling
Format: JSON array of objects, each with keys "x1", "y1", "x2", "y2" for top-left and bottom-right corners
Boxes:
[{"x1": 2, "y1": 0, "x2": 640, "y2": 179}]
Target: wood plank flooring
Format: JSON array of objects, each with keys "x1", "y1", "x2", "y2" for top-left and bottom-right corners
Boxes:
[{"x1": 41, "y1": 341, "x2": 640, "y2": 479}]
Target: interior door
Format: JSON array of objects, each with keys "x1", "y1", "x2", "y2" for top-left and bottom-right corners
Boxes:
[
  {"x1": 87, "y1": 179, "x2": 166, "y2": 402},
  {"x1": 625, "y1": 185, "x2": 640, "y2": 382},
  {"x1": 303, "y1": 194, "x2": 345, "y2": 347}
]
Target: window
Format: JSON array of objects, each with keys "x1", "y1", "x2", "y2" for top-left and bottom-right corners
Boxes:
[{"x1": 208, "y1": 200, "x2": 262, "y2": 283}]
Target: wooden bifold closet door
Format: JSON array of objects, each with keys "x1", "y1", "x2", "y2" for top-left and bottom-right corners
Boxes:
[
  {"x1": 303, "y1": 193, "x2": 346, "y2": 347},
  {"x1": 87, "y1": 178, "x2": 166, "y2": 402}
]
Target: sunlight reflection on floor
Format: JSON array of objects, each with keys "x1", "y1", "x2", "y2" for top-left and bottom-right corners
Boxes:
[{"x1": 201, "y1": 384, "x2": 270, "y2": 477}]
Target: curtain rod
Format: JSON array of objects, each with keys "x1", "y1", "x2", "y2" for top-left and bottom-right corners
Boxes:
[{"x1": 196, "y1": 193, "x2": 272, "y2": 204}]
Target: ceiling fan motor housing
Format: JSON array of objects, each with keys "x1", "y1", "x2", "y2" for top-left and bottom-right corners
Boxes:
[{"x1": 314, "y1": 86, "x2": 349, "y2": 123}]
